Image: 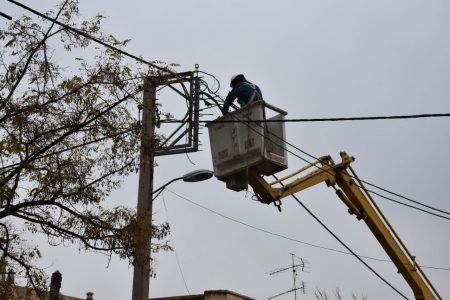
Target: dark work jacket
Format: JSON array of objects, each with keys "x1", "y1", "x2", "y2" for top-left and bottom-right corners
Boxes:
[{"x1": 221, "y1": 80, "x2": 263, "y2": 114}]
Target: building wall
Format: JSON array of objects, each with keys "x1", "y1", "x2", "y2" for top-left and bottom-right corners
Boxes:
[
  {"x1": 14, "y1": 286, "x2": 84, "y2": 300},
  {"x1": 205, "y1": 290, "x2": 255, "y2": 300},
  {"x1": 151, "y1": 290, "x2": 255, "y2": 300}
]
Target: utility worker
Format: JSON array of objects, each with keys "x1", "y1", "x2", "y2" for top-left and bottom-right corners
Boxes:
[{"x1": 221, "y1": 74, "x2": 263, "y2": 115}]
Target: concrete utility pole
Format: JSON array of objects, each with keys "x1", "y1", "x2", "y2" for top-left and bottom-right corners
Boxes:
[{"x1": 132, "y1": 77, "x2": 157, "y2": 300}]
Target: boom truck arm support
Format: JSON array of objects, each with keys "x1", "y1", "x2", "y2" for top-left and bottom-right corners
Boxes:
[
  {"x1": 248, "y1": 152, "x2": 440, "y2": 300},
  {"x1": 206, "y1": 102, "x2": 440, "y2": 299}
]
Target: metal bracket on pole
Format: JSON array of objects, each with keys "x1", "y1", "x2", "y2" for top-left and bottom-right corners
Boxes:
[{"x1": 154, "y1": 70, "x2": 201, "y2": 156}]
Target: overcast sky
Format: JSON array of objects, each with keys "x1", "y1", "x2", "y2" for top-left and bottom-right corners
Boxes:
[{"x1": 2, "y1": 1, "x2": 450, "y2": 299}]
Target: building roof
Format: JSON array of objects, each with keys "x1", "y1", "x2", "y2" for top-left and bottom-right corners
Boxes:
[{"x1": 150, "y1": 290, "x2": 255, "y2": 300}]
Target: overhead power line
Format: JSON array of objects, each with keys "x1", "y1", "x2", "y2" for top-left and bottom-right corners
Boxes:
[
  {"x1": 284, "y1": 184, "x2": 409, "y2": 300},
  {"x1": 362, "y1": 188, "x2": 450, "y2": 220},
  {"x1": 164, "y1": 189, "x2": 450, "y2": 271},
  {"x1": 161, "y1": 193, "x2": 191, "y2": 295},
  {"x1": 7, "y1": 0, "x2": 173, "y2": 74},
  {"x1": 267, "y1": 132, "x2": 450, "y2": 217},
  {"x1": 161, "y1": 113, "x2": 450, "y2": 124},
  {"x1": 0, "y1": 11, "x2": 12, "y2": 20}
]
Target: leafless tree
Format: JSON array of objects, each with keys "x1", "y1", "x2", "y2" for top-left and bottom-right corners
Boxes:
[
  {"x1": 314, "y1": 288, "x2": 368, "y2": 300},
  {"x1": 314, "y1": 288, "x2": 330, "y2": 300}
]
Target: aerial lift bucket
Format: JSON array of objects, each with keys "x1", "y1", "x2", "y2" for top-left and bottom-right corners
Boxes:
[{"x1": 206, "y1": 101, "x2": 288, "y2": 191}]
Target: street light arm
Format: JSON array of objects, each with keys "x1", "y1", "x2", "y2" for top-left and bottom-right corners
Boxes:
[
  {"x1": 151, "y1": 169, "x2": 213, "y2": 202},
  {"x1": 152, "y1": 177, "x2": 183, "y2": 201}
]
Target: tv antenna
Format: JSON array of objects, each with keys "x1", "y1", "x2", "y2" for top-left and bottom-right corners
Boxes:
[{"x1": 268, "y1": 253, "x2": 307, "y2": 300}]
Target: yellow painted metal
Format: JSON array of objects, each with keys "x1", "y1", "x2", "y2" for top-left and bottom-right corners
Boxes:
[
  {"x1": 246, "y1": 152, "x2": 441, "y2": 300},
  {"x1": 268, "y1": 157, "x2": 323, "y2": 185},
  {"x1": 346, "y1": 162, "x2": 442, "y2": 300},
  {"x1": 248, "y1": 169, "x2": 278, "y2": 202}
]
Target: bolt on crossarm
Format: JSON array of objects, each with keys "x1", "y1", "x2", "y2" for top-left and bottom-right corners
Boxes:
[{"x1": 248, "y1": 152, "x2": 441, "y2": 300}]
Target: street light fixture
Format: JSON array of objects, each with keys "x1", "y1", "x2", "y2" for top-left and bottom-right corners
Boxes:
[
  {"x1": 152, "y1": 169, "x2": 214, "y2": 201},
  {"x1": 181, "y1": 169, "x2": 214, "y2": 182}
]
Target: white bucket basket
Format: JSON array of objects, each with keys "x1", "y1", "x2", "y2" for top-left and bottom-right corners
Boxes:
[{"x1": 206, "y1": 101, "x2": 288, "y2": 191}]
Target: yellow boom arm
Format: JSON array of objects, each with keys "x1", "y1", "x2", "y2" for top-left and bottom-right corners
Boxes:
[{"x1": 248, "y1": 152, "x2": 441, "y2": 300}]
